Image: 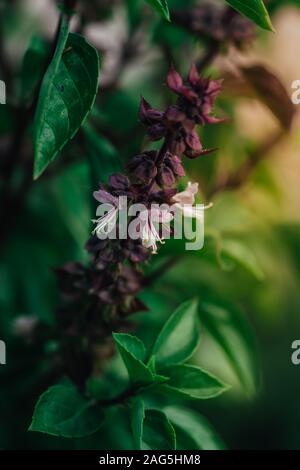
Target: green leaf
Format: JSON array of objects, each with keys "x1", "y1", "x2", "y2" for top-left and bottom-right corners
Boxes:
[
  {"x1": 201, "y1": 301, "x2": 259, "y2": 395},
  {"x1": 225, "y1": 0, "x2": 274, "y2": 31},
  {"x1": 132, "y1": 403, "x2": 176, "y2": 450},
  {"x1": 143, "y1": 409, "x2": 176, "y2": 450},
  {"x1": 164, "y1": 406, "x2": 225, "y2": 450},
  {"x1": 19, "y1": 35, "x2": 49, "y2": 105},
  {"x1": 158, "y1": 365, "x2": 229, "y2": 400},
  {"x1": 29, "y1": 383, "x2": 105, "y2": 438},
  {"x1": 33, "y1": 24, "x2": 100, "y2": 179},
  {"x1": 221, "y1": 239, "x2": 264, "y2": 281},
  {"x1": 144, "y1": 0, "x2": 170, "y2": 21},
  {"x1": 147, "y1": 355, "x2": 157, "y2": 374},
  {"x1": 126, "y1": 0, "x2": 142, "y2": 31},
  {"x1": 113, "y1": 333, "x2": 156, "y2": 386},
  {"x1": 131, "y1": 400, "x2": 145, "y2": 450},
  {"x1": 151, "y1": 299, "x2": 200, "y2": 368}
]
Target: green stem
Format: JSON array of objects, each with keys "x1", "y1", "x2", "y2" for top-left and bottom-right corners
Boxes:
[{"x1": 97, "y1": 382, "x2": 162, "y2": 407}]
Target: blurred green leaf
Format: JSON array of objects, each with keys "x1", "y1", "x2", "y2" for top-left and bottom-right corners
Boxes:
[
  {"x1": 225, "y1": 0, "x2": 274, "y2": 31},
  {"x1": 33, "y1": 28, "x2": 100, "y2": 179},
  {"x1": 164, "y1": 406, "x2": 226, "y2": 450},
  {"x1": 145, "y1": 0, "x2": 170, "y2": 21},
  {"x1": 19, "y1": 35, "x2": 49, "y2": 105},
  {"x1": 158, "y1": 364, "x2": 229, "y2": 400},
  {"x1": 126, "y1": 0, "x2": 142, "y2": 31},
  {"x1": 29, "y1": 383, "x2": 105, "y2": 438},
  {"x1": 221, "y1": 239, "x2": 264, "y2": 281},
  {"x1": 200, "y1": 301, "x2": 259, "y2": 395},
  {"x1": 151, "y1": 299, "x2": 200, "y2": 368}
]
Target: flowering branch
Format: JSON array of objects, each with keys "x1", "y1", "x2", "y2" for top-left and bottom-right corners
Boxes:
[{"x1": 54, "y1": 64, "x2": 223, "y2": 386}]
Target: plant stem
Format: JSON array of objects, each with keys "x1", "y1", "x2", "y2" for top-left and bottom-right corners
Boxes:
[
  {"x1": 97, "y1": 386, "x2": 138, "y2": 407},
  {"x1": 144, "y1": 256, "x2": 181, "y2": 286},
  {"x1": 208, "y1": 129, "x2": 285, "y2": 198},
  {"x1": 196, "y1": 41, "x2": 220, "y2": 71}
]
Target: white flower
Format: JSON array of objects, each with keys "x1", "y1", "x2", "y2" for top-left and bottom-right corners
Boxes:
[
  {"x1": 138, "y1": 207, "x2": 173, "y2": 254},
  {"x1": 173, "y1": 182, "x2": 199, "y2": 205},
  {"x1": 92, "y1": 190, "x2": 120, "y2": 238},
  {"x1": 172, "y1": 182, "x2": 212, "y2": 220}
]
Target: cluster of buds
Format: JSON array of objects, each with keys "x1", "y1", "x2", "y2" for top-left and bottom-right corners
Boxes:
[
  {"x1": 172, "y1": 2, "x2": 255, "y2": 49},
  {"x1": 139, "y1": 65, "x2": 222, "y2": 159},
  {"x1": 54, "y1": 65, "x2": 222, "y2": 384}
]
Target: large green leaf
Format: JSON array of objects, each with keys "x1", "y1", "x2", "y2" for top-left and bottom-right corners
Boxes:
[
  {"x1": 164, "y1": 406, "x2": 225, "y2": 450},
  {"x1": 225, "y1": 0, "x2": 274, "y2": 31},
  {"x1": 151, "y1": 299, "x2": 200, "y2": 368},
  {"x1": 33, "y1": 26, "x2": 100, "y2": 179},
  {"x1": 144, "y1": 0, "x2": 170, "y2": 21},
  {"x1": 29, "y1": 383, "x2": 105, "y2": 438},
  {"x1": 200, "y1": 301, "x2": 259, "y2": 395},
  {"x1": 158, "y1": 365, "x2": 229, "y2": 400},
  {"x1": 131, "y1": 401, "x2": 176, "y2": 450}
]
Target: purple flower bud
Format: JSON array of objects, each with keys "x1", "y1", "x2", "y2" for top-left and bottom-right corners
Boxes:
[
  {"x1": 117, "y1": 266, "x2": 142, "y2": 295},
  {"x1": 173, "y1": 3, "x2": 255, "y2": 49},
  {"x1": 166, "y1": 66, "x2": 183, "y2": 93},
  {"x1": 152, "y1": 188, "x2": 178, "y2": 204},
  {"x1": 139, "y1": 97, "x2": 163, "y2": 125},
  {"x1": 167, "y1": 154, "x2": 185, "y2": 177},
  {"x1": 127, "y1": 151, "x2": 158, "y2": 183},
  {"x1": 185, "y1": 129, "x2": 202, "y2": 152},
  {"x1": 109, "y1": 173, "x2": 130, "y2": 191},
  {"x1": 188, "y1": 64, "x2": 200, "y2": 86},
  {"x1": 121, "y1": 239, "x2": 150, "y2": 263},
  {"x1": 171, "y1": 139, "x2": 186, "y2": 157},
  {"x1": 147, "y1": 123, "x2": 166, "y2": 141},
  {"x1": 157, "y1": 164, "x2": 176, "y2": 187},
  {"x1": 165, "y1": 105, "x2": 185, "y2": 122}
]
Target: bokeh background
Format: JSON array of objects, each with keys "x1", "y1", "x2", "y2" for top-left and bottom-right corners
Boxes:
[{"x1": 1, "y1": 0, "x2": 300, "y2": 449}]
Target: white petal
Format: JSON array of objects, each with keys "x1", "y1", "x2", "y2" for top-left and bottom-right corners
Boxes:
[
  {"x1": 150, "y1": 207, "x2": 174, "y2": 223},
  {"x1": 93, "y1": 207, "x2": 117, "y2": 236},
  {"x1": 172, "y1": 181, "x2": 199, "y2": 205},
  {"x1": 141, "y1": 218, "x2": 163, "y2": 253},
  {"x1": 93, "y1": 190, "x2": 119, "y2": 206}
]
